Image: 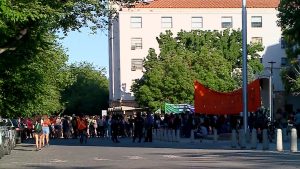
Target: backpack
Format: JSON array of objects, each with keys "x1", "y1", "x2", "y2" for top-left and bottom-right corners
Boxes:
[{"x1": 34, "y1": 122, "x2": 42, "y2": 133}]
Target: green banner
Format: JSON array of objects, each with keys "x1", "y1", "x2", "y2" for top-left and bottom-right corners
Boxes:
[{"x1": 164, "y1": 103, "x2": 180, "y2": 114}]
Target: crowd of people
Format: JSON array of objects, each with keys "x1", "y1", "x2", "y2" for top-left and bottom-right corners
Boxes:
[{"x1": 13, "y1": 107, "x2": 300, "y2": 150}]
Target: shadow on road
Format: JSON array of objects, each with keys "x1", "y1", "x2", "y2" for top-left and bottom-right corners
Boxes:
[{"x1": 20, "y1": 137, "x2": 233, "y2": 150}]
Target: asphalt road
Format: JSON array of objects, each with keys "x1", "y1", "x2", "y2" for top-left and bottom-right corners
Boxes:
[{"x1": 0, "y1": 137, "x2": 300, "y2": 169}]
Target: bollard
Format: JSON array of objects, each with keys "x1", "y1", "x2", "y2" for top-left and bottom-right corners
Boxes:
[
  {"x1": 190, "y1": 129, "x2": 195, "y2": 143},
  {"x1": 166, "y1": 129, "x2": 169, "y2": 142},
  {"x1": 282, "y1": 128, "x2": 287, "y2": 142},
  {"x1": 159, "y1": 129, "x2": 162, "y2": 141},
  {"x1": 262, "y1": 129, "x2": 269, "y2": 150},
  {"x1": 167, "y1": 129, "x2": 172, "y2": 142},
  {"x1": 246, "y1": 129, "x2": 251, "y2": 143},
  {"x1": 176, "y1": 129, "x2": 180, "y2": 143},
  {"x1": 172, "y1": 130, "x2": 176, "y2": 142},
  {"x1": 250, "y1": 129, "x2": 257, "y2": 149},
  {"x1": 231, "y1": 129, "x2": 238, "y2": 148},
  {"x1": 213, "y1": 128, "x2": 218, "y2": 142},
  {"x1": 290, "y1": 128, "x2": 298, "y2": 153},
  {"x1": 239, "y1": 129, "x2": 246, "y2": 149},
  {"x1": 276, "y1": 128, "x2": 283, "y2": 152},
  {"x1": 0, "y1": 129, "x2": 2, "y2": 146},
  {"x1": 163, "y1": 128, "x2": 166, "y2": 141}
]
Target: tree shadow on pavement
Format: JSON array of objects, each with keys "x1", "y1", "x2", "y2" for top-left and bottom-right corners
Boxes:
[{"x1": 20, "y1": 137, "x2": 233, "y2": 150}]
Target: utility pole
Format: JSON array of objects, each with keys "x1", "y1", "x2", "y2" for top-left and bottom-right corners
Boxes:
[
  {"x1": 242, "y1": 0, "x2": 248, "y2": 133},
  {"x1": 268, "y1": 61, "x2": 276, "y2": 122}
]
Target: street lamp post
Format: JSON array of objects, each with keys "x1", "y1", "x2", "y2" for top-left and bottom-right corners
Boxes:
[
  {"x1": 268, "y1": 61, "x2": 276, "y2": 122},
  {"x1": 242, "y1": 0, "x2": 248, "y2": 133}
]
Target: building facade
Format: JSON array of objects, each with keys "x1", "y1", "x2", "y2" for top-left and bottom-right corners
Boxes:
[{"x1": 109, "y1": 0, "x2": 299, "y2": 111}]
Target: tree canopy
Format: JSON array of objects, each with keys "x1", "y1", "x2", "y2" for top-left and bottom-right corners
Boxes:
[
  {"x1": 61, "y1": 62, "x2": 109, "y2": 115},
  {"x1": 278, "y1": 0, "x2": 300, "y2": 95},
  {"x1": 131, "y1": 30, "x2": 264, "y2": 111},
  {"x1": 0, "y1": 32, "x2": 71, "y2": 117},
  {"x1": 0, "y1": 0, "x2": 122, "y2": 117}
]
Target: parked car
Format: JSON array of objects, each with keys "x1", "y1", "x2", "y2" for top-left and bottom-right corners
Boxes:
[
  {"x1": 0, "y1": 118, "x2": 17, "y2": 155},
  {"x1": 0, "y1": 127, "x2": 5, "y2": 159},
  {"x1": 4, "y1": 119, "x2": 17, "y2": 148},
  {"x1": 11, "y1": 119, "x2": 24, "y2": 144}
]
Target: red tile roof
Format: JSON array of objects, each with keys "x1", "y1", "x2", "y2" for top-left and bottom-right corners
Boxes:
[{"x1": 134, "y1": 0, "x2": 279, "y2": 8}]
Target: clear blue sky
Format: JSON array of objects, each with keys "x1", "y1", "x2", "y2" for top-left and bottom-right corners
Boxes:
[{"x1": 59, "y1": 27, "x2": 109, "y2": 73}]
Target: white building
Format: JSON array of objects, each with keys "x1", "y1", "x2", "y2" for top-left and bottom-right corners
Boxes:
[{"x1": 109, "y1": 0, "x2": 299, "y2": 111}]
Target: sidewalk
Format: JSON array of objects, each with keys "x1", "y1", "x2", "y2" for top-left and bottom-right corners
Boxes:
[{"x1": 152, "y1": 135, "x2": 300, "y2": 153}]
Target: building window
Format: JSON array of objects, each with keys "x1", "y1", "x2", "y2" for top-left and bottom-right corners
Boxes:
[
  {"x1": 251, "y1": 37, "x2": 263, "y2": 44},
  {"x1": 161, "y1": 17, "x2": 172, "y2": 28},
  {"x1": 131, "y1": 38, "x2": 142, "y2": 50},
  {"x1": 130, "y1": 17, "x2": 142, "y2": 28},
  {"x1": 131, "y1": 59, "x2": 143, "y2": 71},
  {"x1": 281, "y1": 57, "x2": 287, "y2": 66},
  {"x1": 251, "y1": 16, "x2": 262, "y2": 28},
  {"x1": 221, "y1": 16, "x2": 232, "y2": 28},
  {"x1": 191, "y1": 17, "x2": 203, "y2": 29},
  {"x1": 281, "y1": 37, "x2": 286, "y2": 49}
]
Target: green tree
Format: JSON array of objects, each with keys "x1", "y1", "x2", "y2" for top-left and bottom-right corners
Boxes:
[
  {"x1": 0, "y1": 0, "x2": 130, "y2": 117},
  {"x1": 132, "y1": 30, "x2": 264, "y2": 111},
  {"x1": 278, "y1": 0, "x2": 300, "y2": 95},
  {"x1": 0, "y1": 32, "x2": 71, "y2": 117},
  {"x1": 0, "y1": 0, "x2": 138, "y2": 55},
  {"x1": 61, "y1": 62, "x2": 109, "y2": 115}
]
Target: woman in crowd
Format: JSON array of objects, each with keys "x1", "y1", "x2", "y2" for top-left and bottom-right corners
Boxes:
[
  {"x1": 34, "y1": 116, "x2": 43, "y2": 151},
  {"x1": 42, "y1": 115, "x2": 51, "y2": 147}
]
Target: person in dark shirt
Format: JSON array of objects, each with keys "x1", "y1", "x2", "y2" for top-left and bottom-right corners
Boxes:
[
  {"x1": 133, "y1": 112, "x2": 144, "y2": 143},
  {"x1": 144, "y1": 112, "x2": 154, "y2": 142},
  {"x1": 111, "y1": 114, "x2": 120, "y2": 143}
]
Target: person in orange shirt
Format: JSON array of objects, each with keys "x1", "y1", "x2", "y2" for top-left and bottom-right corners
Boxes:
[
  {"x1": 77, "y1": 114, "x2": 88, "y2": 144},
  {"x1": 42, "y1": 115, "x2": 51, "y2": 147}
]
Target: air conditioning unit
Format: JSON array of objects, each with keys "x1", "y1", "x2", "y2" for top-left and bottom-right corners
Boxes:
[
  {"x1": 142, "y1": 0, "x2": 153, "y2": 4},
  {"x1": 131, "y1": 65, "x2": 137, "y2": 71}
]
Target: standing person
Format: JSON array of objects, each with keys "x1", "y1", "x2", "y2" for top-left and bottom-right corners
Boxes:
[
  {"x1": 55, "y1": 117, "x2": 62, "y2": 138},
  {"x1": 144, "y1": 112, "x2": 154, "y2": 142},
  {"x1": 42, "y1": 115, "x2": 51, "y2": 147},
  {"x1": 71, "y1": 114, "x2": 78, "y2": 139},
  {"x1": 77, "y1": 114, "x2": 88, "y2": 144},
  {"x1": 62, "y1": 116, "x2": 70, "y2": 139},
  {"x1": 97, "y1": 116, "x2": 104, "y2": 137},
  {"x1": 105, "y1": 115, "x2": 112, "y2": 139},
  {"x1": 111, "y1": 114, "x2": 120, "y2": 143},
  {"x1": 25, "y1": 118, "x2": 33, "y2": 139},
  {"x1": 133, "y1": 112, "x2": 144, "y2": 143},
  {"x1": 33, "y1": 117, "x2": 43, "y2": 151},
  {"x1": 92, "y1": 116, "x2": 98, "y2": 137}
]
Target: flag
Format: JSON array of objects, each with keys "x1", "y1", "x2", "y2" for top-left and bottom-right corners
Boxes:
[{"x1": 194, "y1": 79, "x2": 261, "y2": 115}]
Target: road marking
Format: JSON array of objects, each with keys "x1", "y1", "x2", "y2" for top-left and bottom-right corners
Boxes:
[
  {"x1": 163, "y1": 155, "x2": 180, "y2": 159},
  {"x1": 124, "y1": 156, "x2": 144, "y2": 160},
  {"x1": 24, "y1": 162, "x2": 52, "y2": 165},
  {"x1": 49, "y1": 159, "x2": 67, "y2": 163},
  {"x1": 94, "y1": 157, "x2": 110, "y2": 161},
  {"x1": 190, "y1": 154, "x2": 220, "y2": 159}
]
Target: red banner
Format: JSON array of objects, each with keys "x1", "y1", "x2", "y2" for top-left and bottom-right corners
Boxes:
[{"x1": 194, "y1": 79, "x2": 261, "y2": 115}]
